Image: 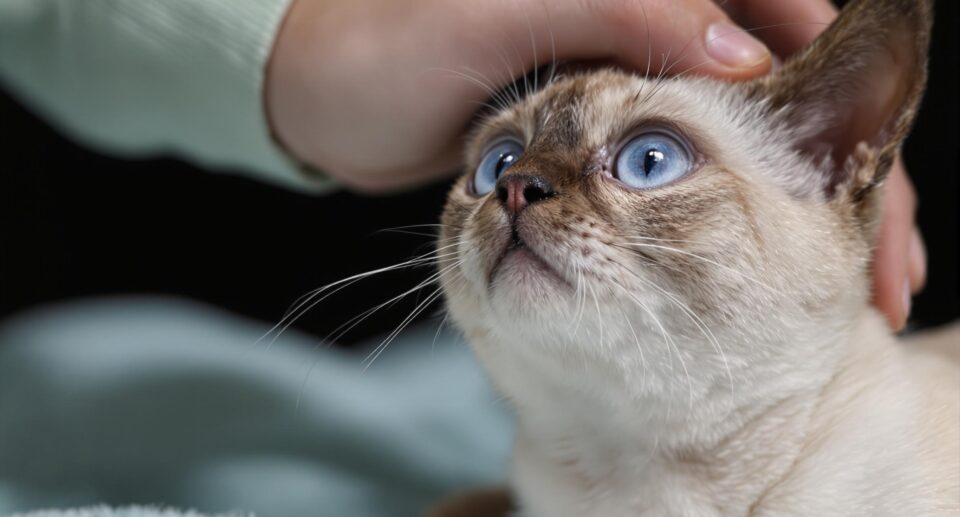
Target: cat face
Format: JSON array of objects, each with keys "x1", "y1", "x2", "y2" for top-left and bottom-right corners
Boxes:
[
  {"x1": 441, "y1": 72, "x2": 851, "y2": 383},
  {"x1": 439, "y1": 0, "x2": 930, "y2": 402}
]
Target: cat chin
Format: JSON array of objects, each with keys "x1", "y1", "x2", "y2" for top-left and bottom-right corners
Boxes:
[
  {"x1": 489, "y1": 248, "x2": 570, "y2": 292},
  {"x1": 485, "y1": 286, "x2": 579, "y2": 336}
]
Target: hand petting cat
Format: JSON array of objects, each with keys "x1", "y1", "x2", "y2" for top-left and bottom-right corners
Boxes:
[{"x1": 264, "y1": 0, "x2": 925, "y2": 331}]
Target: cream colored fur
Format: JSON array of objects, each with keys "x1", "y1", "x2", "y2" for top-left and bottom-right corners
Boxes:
[{"x1": 430, "y1": 0, "x2": 958, "y2": 515}]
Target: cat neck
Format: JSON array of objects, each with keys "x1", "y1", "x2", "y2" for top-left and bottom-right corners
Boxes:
[{"x1": 494, "y1": 309, "x2": 896, "y2": 515}]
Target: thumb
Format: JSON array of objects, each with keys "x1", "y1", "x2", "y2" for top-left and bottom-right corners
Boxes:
[{"x1": 492, "y1": 0, "x2": 773, "y2": 82}]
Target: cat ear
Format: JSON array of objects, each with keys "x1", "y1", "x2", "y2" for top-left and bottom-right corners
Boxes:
[{"x1": 748, "y1": 0, "x2": 932, "y2": 201}]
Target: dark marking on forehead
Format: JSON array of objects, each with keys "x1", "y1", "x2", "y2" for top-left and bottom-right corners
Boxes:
[
  {"x1": 502, "y1": 143, "x2": 588, "y2": 191},
  {"x1": 533, "y1": 80, "x2": 585, "y2": 149},
  {"x1": 492, "y1": 79, "x2": 592, "y2": 188}
]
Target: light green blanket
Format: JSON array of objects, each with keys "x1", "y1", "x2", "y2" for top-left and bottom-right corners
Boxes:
[
  {"x1": 0, "y1": 298, "x2": 512, "y2": 517},
  {"x1": 10, "y1": 506, "x2": 248, "y2": 517}
]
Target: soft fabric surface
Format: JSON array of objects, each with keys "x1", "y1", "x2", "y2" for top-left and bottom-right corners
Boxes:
[
  {"x1": 0, "y1": 297, "x2": 511, "y2": 517},
  {"x1": 10, "y1": 506, "x2": 248, "y2": 517}
]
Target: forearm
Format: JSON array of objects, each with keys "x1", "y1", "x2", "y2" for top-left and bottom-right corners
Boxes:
[{"x1": 0, "y1": 0, "x2": 331, "y2": 192}]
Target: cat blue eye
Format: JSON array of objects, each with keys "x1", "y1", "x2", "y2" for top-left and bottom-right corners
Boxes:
[
  {"x1": 614, "y1": 132, "x2": 692, "y2": 189},
  {"x1": 472, "y1": 139, "x2": 524, "y2": 196}
]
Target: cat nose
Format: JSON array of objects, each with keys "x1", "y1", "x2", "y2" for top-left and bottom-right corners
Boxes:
[{"x1": 496, "y1": 174, "x2": 556, "y2": 215}]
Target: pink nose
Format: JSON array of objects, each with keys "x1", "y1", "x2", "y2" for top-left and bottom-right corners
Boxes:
[{"x1": 496, "y1": 175, "x2": 556, "y2": 216}]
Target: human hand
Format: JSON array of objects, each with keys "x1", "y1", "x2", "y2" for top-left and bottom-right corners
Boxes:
[
  {"x1": 725, "y1": 2, "x2": 927, "y2": 331},
  {"x1": 873, "y1": 159, "x2": 926, "y2": 331},
  {"x1": 265, "y1": 0, "x2": 926, "y2": 328},
  {"x1": 265, "y1": 0, "x2": 787, "y2": 192}
]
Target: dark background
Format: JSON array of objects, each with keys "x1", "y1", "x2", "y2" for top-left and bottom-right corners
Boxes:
[{"x1": 1, "y1": 2, "x2": 957, "y2": 344}]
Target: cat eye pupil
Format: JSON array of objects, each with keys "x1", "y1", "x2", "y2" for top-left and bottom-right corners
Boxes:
[
  {"x1": 497, "y1": 153, "x2": 518, "y2": 176},
  {"x1": 613, "y1": 132, "x2": 692, "y2": 189},
  {"x1": 644, "y1": 149, "x2": 664, "y2": 175}
]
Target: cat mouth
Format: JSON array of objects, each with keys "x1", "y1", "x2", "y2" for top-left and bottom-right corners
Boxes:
[{"x1": 487, "y1": 226, "x2": 569, "y2": 288}]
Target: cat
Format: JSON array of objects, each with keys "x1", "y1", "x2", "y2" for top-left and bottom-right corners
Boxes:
[{"x1": 428, "y1": 0, "x2": 958, "y2": 515}]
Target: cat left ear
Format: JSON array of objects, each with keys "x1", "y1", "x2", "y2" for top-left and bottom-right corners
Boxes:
[{"x1": 748, "y1": 0, "x2": 932, "y2": 201}]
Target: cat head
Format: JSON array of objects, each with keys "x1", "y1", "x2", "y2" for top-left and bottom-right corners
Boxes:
[{"x1": 439, "y1": 0, "x2": 931, "y2": 403}]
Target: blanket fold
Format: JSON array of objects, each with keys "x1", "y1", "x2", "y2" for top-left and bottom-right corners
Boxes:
[{"x1": 0, "y1": 297, "x2": 511, "y2": 517}]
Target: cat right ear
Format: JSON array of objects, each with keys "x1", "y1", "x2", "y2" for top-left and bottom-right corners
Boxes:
[{"x1": 748, "y1": 0, "x2": 932, "y2": 201}]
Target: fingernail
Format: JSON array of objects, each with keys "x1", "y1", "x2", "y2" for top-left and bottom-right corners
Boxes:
[
  {"x1": 901, "y1": 277, "x2": 912, "y2": 323},
  {"x1": 705, "y1": 22, "x2": 770, "y2": 69}
]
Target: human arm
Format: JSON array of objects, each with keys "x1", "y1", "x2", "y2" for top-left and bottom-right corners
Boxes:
[{"x1": 0, "y1": 0, "x2": 329, "y2": 191}]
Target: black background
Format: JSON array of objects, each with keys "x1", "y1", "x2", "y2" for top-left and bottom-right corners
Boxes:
[{"x1": 1, "y1": 2, "x2": 957, "y2": 345}]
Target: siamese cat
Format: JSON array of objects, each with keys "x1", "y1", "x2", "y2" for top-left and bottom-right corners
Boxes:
[{"x1": 429, "y1": 0, "x2": 959, "y2": 515}]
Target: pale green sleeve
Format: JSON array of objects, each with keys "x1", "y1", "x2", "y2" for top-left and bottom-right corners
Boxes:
[{"x1": 0, "y1": 0, "x2": 334, "y2": 192}]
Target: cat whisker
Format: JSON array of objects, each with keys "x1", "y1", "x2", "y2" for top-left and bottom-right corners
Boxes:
[
  {"x1": 623, "y1": 234, "x2": 712, "y2": 247},
  {"x1": 428, "y1": 67, "x2": 514, "y2": 112},
  {"x1": 322, "y1": 260, "x2": 460, "y2": 345},
  {"x1": 462, "y1": 65, "x2": 520, "y2": 112},
  {"x1": 361, "y1": 258, "x2": 465, "y2": 367},
  {"x1": 617, "y1": 302, "x2": 650, "y2": 392},
  {"x1": 429, "y1": 268, "x2": 473, "y2": 352},
  {"x1": 617, "y1": 241, "x2": 785, "y2": 296},
  {"x1": 571, "y1": 261, "x2": 588, "y2": 337},
  {"x1": 467, "y1": 99, "x2": 508, "y2": 113},
  {"x1": 542, "y1": 0, "x2": 558, "y2": 87},
  {"x1": 517, "y1": 2, "x2": 540, "y2": 96},
  {"x1": 362, "y1": 283, "x2": 451, "y2": 371},
  {"x1": 639, "y1": 274, "x2": 736, "y2": 406},
  {"x1": 490, "y1": 41, "x2": 524, "y2": 107},
  {"x1": 374, "y1": 229, "x2": 446, "y2": 239},
  {"x1": 635, "y1": 22, "x2": 724, "y2": 103},
  {"x1": 632, "y1": 0, "x2": 654, "y2": 102},
  {"x1": 587, "y1": 281, "x2": 605, "y2": 350},
  {"x1": 431, "y1": 310, "x2": 451, "y2": 353},
  {"x1": 375, "y1": 223, "x2": 460, "y2": 231},
  {"x1": 429, "y1": 66, "x2": 499, "y2": 98},
  {"x1": 280, "y1": 245, "x2": 459, "y2": 332},
  {"x1": 637, "y1": 47, "x2": 673, "y2": 106},
  {"x1": 259, "y1": 244, "x2": 462, "y2": 347},
  {"x1": 636, "y1": 21, "x2": 833, "y2": 106},
  {"x1": 497, "y1": 0, "x2": 534, "y2": 102},
  {"x1": 474, "y1": 22, "x2": 531, "y2": 108},
  {"x1": 613, "y1": 282, "x2": 694, "y2": 414},
  {"x1": 293, "y1": 260, "x2": 464, "y2": 409}
]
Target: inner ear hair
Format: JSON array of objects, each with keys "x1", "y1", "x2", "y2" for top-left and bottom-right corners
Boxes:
[{"x1": 748, "y1": 0, "x2": 932, "y2": 199}]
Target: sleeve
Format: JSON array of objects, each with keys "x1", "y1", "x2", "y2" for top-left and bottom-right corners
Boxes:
[{"x1": 0, "y1": 0, "x2": 334, "y2": 192}]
